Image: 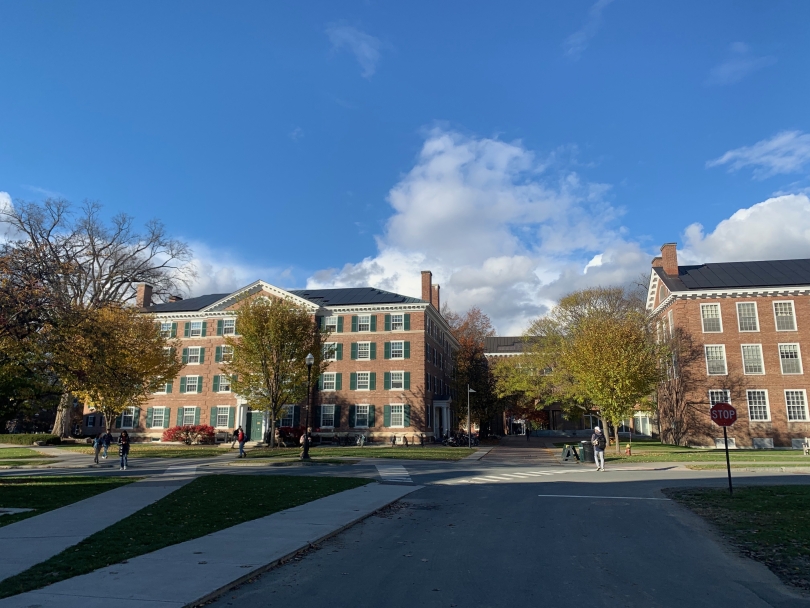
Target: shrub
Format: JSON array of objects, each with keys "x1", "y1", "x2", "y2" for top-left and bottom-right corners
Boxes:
[
  {"x1": 161, "y1": 425, "x2": 216, "y2": 445},
  {"x1": 0, "y1": 434, "x2": 61, "y2": 445}
]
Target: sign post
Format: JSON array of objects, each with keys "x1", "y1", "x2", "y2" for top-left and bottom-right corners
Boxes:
[{"x1": 710, "y1": 402, "x2": 737, "y2": 496}]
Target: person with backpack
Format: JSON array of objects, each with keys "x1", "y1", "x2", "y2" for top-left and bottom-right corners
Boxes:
[
  {"x1": 92, "y1": 434, "x2": 102, "y2": 464},
  {"x1": 236, "y1": 426, "x2": 246, "y2": 458},
  {"x1": 231, "y1": 428, "x2": 239, "y2": 449},
  {"x1": 102, "y1": 430, "x2": 112, "y2": 459},
  {"x1": 118, "y1": 430, "x2": 130, "y2": 470},
  {"x1": 592, "y1": 426, "x2": 607, "y2": 471}
]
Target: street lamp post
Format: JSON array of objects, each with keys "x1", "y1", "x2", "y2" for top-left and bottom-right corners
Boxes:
[
  {"x1": 300, "y1": 353, "x2": 315, "y2": 461},
  {"x1": 467, "y1": 385, "x2": 476, "y2": 448}
]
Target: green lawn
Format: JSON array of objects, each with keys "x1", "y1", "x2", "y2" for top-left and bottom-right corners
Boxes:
[
  {"x1": 554, "y1": 441, "x2": 809, "y2": 463},
  {"x1": 246, "y1": 446, "x2": 476, "y2": 461},
  {"x1": 665, "y1": 486, "x2": 810, "y2": 591},
  {"x1": 57, "y1": 445, "x2": 229, "y2": 458},
  {"x1": 0, "y1": 474, "x2": 369, "y2": 599},
  {"x1": 0, "y1": 448, "x2": 54, "y2": 459},
  {"x1": 0, "y1": 476, "x2": 136, "y2": 527}
]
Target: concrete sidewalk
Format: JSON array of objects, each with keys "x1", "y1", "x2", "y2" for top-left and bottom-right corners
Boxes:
[
  {"x1": 0, "y1": 473, "x2": 195, "y2": 582},
  {"x1": 0, "y1": 482, "x2": 421, "y2": 608}
]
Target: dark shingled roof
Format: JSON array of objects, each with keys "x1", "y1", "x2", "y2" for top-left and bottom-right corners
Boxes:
[
  {"x1": 656, "y1": 259, "x2": 810, "y2": 291},
  {"x1": 146, "y1": 293, "x2": 230, "y2": 313},
  {"x1": 289, "y1": 288, "x2": 424, "y2": 306},
  {"x1": 485, "y1": 337, "x2": 526, "y2": 354}
]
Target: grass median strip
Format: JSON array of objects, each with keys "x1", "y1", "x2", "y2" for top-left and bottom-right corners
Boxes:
[
  {"x1": 0, "y1": 474, "x2": 370, "y2": 599},
  {"x1": 553, "y1": 441, "x2": 809, "y2": 464},
  {"x1": 664, "y1": 485, "x2": 810, "y2": 591},
  {"x1": 0, "y1": 476, "x2": 136, "y2": 528},
  {"x1": 57, "y1": 445, "x2": 228, "y2": 458},
  {"x1": 246, "y1": 446, "x2": 476, "y2": 461}
]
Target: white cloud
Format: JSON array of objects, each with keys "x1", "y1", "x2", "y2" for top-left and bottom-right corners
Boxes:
[
  {"x1": 707, "y1": 131, "x2": 810, "y2": 179},
  {"x1": 326, "y1": 24, "x2": 383, "y2": 78},
  {"x1": 563, "y1": 0, "x2": 614, "y2": 60},
  {"x1": 680, "y1": 194, "x2": 810, "y2": 264},
  {"x1": 705, "y1": 42, "x2": 776, "y2": 86}
]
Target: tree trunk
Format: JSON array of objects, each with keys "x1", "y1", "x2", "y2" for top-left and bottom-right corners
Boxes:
[
  {"x1": 51, "y1": 392, "x2": 73, "y2": 438},
  {"x1": 614, "y1": 424, "x2": 620, "y2": 454},
  {"x1": 269, "y1": 409, "x2": 276, "y2": 448}
]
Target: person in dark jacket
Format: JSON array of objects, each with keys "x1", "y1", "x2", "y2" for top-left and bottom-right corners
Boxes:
[
  {"x1": 236, "y1": 426, "x2": 246, "y2": 458},
  {"x1": 118, "y1": 430, "x2": 130, "y2": 470},
  {"x1": 92, "y1": 434, "x2": 102, "y2": 464},
  {"x1": 591, "y1": 426, "x2": 607, "y2": 471},
  {"x1": 102, "y1": 430, "x2": 112, "y2": 459}
]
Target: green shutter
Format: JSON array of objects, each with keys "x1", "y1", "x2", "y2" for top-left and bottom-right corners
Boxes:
[
  {"x1": 351, "y1": 343, "x2": 358, "y2": 360},
  {"x1": 210, "y1": 406, "x2": 217, "y2": 426},
  {"x1": 385, "y1": 314, "x2": 391, "y2": 331},
  {"x1": 217, "y1": 320, "x2": 224, "y2": 336},
  {"x1": 404, "y1": 341, "x2": 411, "y2": 359},
  {"x1": 350, "y1": 372, "x2": 357, "y2": 390},
  {"x1": 166, "y1": 381, "x2": 173, "y2": 394},
  {"x1": 370, "y1": 315, "x2": 377, "y2": 331},
  {"x1": 384, "y1": 372, "x2": 391, "y2": 390},
  {"x1": 184, "y1": 322, "x2": 190, "y2": 338},
  {"x1": 384, "y1": 342, "x2": 391, "y2": 359},
  {"x1": 228, "y1": 407, "x2": 236, "y2": 428},
  {"x1": 213, "y1": 375, "x2": 220, "y2": 392},
  {"x1": 369, "y1": 372, "x2": 376, "y2": 390},
  {"x1": 404, "y1": 314, "x2": 410, "y2": 330},
  {"x1": 215, "y1": 346, "x2": 222, "y2": 362},
  {"x1": 177, "y1": 407, "x2": 184, "y2": 426},
  {"x1": 318, "y1": 316, "x2": 325, "y2": 330},
  {"x1": 383, "y1": 405, "x2": 391, "y2": 427},
  {"x1": 334, "y1": 405, "x2": 341, "y2": 428},
  {"x1": 164, "y1": 408, "x2": 171, "y2": 428},
  {"x1": 336, "y1": 343, "x2": 343, "y2": 360},
  {"x1": 182, "y1": 348, "x2": 189, "y2": 364},
  {"x1": 370, "y1": 342, "x2": 376, "y2": 360},
  {"x1": 351, "y1": 315, "x2": 358, "y2": 332},
  {"x1": 233, "y1": 320, "x2": 238, "y2": 336},
  {"x1": 312, "y1": 405, "x2": 320, "y2": 428},
  {"x1": 199, "y1": 347, "x2": 205, "y2": 364},
  {"x1": 368, "y1": 405, "x2": 376, "y2": 427},
  {"x1": 194, "y1": 407, "x2": 201, "y2": 425},
  {"x1": 146, "y1": 407, "x2": 154, "y2": 428},
  {"x1": 197, "y1": 376, "x2": 203, "y2": 393},
  {"x1": 404, "y1": 372, "x2": 411, "y2": 390},
  {"x1": 179, "y1": 377, "x2": 187, "y2": 393},
  {"x1": 337, "y1": 316, "x2": 344, "y2": 332},
  {"x1": 200, "y1": 321, "x2": 207, "y2": 337},
  {"x1": 318, "y1": 375, "x2": 323, "y2": 390},
  {"x1": 335, "y1": 373, "x2": 342, "y2": 390},
  {"x1": 114, "y1": 413, "x2": 122, "y2": 428},
  {"x1": 170, "y1": 322, "x2": 177, "y2": 338},
  {"x1": 404, "y1": 405, "x2": 411, "y2": 427},
  {"x1": 349, "y1": 405, "x2": 356, "y2": 428},
  {"x1": 293, "y1": 405, "x2": 301, "y2": 427}
]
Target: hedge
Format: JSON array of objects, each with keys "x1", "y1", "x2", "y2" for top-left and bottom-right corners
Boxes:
[
  {"x1": 0, "y1": 434, "x2": 61, "y2": 445},
  {"x1": 162, "y1": 425, "x2": 215, "y2": 445}
]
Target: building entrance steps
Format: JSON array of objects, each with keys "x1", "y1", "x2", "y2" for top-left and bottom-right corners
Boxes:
[
  {"x1": 0, "y1": 476, "x2": 193, "y2": 583},
  {"x1": 0, "y1": 482, "x2": 421, "y2": 608},
  {"x1": 484, "y1": 436, "x2": 562, "y2": 465}
]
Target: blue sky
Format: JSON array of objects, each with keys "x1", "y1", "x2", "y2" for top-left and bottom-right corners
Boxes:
[{"x1": 2, "y1": 1, "x2": 810, "y2": 331}]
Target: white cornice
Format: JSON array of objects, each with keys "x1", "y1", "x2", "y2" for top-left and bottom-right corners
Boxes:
[{"x1": 650, "y1": 285, "x2": 810, "y2": 317}]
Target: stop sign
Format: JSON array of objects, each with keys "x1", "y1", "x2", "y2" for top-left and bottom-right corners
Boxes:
[{"x1": 711, "y1": 402, "x2": 737, "y2": 427}]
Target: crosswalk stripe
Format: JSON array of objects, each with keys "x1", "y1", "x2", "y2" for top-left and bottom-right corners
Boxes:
[{"x1": 375, "y1": 464, "x2": 412, "y2": 484}]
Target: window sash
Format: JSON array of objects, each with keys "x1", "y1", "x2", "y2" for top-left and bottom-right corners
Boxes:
[
  {"x1": 216, "y1": 407, "x2": 229, "y2": 428},
  {"x1": 324, "y1": 316, "x2": 338, "y2": 331},
  {"x1": 786, "y1": 390, "x2": 808, "y2": 421},
  {"x1": 121, "y1": 407, "x2": 136, "y2": 428},
  {"x1": 222, "y1": 319, "x2": 236, "y2": 335},
  {"x1": 390, "y1": 341, "x2": 404, "y2": 359},
  {"x1": 709, "y1": 390, "x2": 730, "y2": 406},
  {"x1": 390, "y1": 404, "x2": 404, "y2": 427},
  {"x1": 700, "y1": 304, "x2": 722, "y2": 333},
  {"x1": 357, "y1": 342, "x2": 370, "y2": 359},
  {"x1": 737, "y1": 303, "x2": 759, "y2": 332},
  {"x1": 323, "y1": 343, "x2": 337, "y2": 361},
  {"x1": 185, "y1": 376, "x2": 199, "y2": 392},
  {"x1": 160, "y1": 322, "x2": 173, "y2": 338},
  {"x1": 357, "y1": 315, "x2": 371, "y2": 332},
  {"x1": 280, "y1": 406, "x2": 294, "y2": 427},
  {"x1": 705, "y1": 346, "x2": 727, "y2": 375},
  {"x1": 774, "y1": 302, "x2": 796, "y2": 331},
  {"x1": 390, "y1": 371, "x2": 404, "y2": 389},
  {"x1": 322, "y1": 373, "x2": 337, "y2": 391},
  {"x1": 151, "y1": 407, "x2": 166, "y2": 428},
  {"x1": 356, "y1": 372, "x2": 370, "y2": 390},
  {"x1": 779, "y1": 344, "x2": 802, "y2": 374},
  {"x1": 190, "y1": 321, "x2": 203, "y2": 337},
  {"x1": 221, "y1": 346, "x2": 234, "y2": 362},
  {"x1": 182, "y1": 407, "x2": 196, "y2": 426},
  {"x1": 218, "y1": 375, "x2": 231, "y2": 392},
  {"x1": 187, "y1": 347, "x2": 201, "y2": 364},
  {"x1": 741, "y1": 345, "x2": 764, "y2": 374},
  {"x1": 391, "y1": 314, "x2": 404, "y2": 331},
  {"x1": 355, "y1": 405, "x2": 369, "y2": 427},
  {"x1": 321, "y1": 404, "x2": 335, "y2": 427},
  {"x1": 746, "y1": 390, "x2": 769, "y2": 421}
]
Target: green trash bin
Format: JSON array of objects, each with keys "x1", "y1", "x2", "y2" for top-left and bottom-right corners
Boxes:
[{"x1": 580, "y1": 440, "x2": 595, "y2": 463}]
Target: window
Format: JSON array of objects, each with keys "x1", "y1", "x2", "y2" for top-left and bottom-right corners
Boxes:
[
  {"x1": 185, "y1": 376, "x2": 199, "y2": 393},
  {"x1": 737, "y1": 303, "x2": 759, "y2": 332},
  {"x1": 86, "y1": 415, "x2": 95, "y2": 428},
  {"x1": 667, "y1": 310, "x2": 674, "y2": 337},
  {"x1": 216, "y1": 406, "x2": 229, "y2": 428},
  {"x1": 323, "y1": 343, "x2": 338, "y2": 361},
  {"x1": 774, "y1": 302, "x2": 797, "y2": 331},
  {"x1": 355, "y1": 404, "x2": 369, "y2": 427},
  {"x1": 151, "y1": 407, "x2": 166, "y2": 428},
  {"x1": 357, "y1": 315, "x2": 371, "y2": 332},
  {"x1": 189, "y1": 321, "x2": 203, "y2": 337},
  {"x1": 222, "y1": 319, "x2": 236, "y2": 335},
  {"x1": 187, "y1": 347, "x2": 201, "y2": 364},
  {"x1": 280, "y1": 405, "x2": 294, "y2": 427},
  {"x1": 741, "y1": 345, "x2": 764, "y2": 375},
  {"x1": 785, "y1": 390, "x2": 808, "y2": 421},
  {"x1": 321, "y1": 404, "x2": 335, "y2": 428},
  {"x1": 700, "y1": 304, "x2": 722, "y2": 333},
  {"x1": 390, "y1": 404, "x2": 404, "y2": 427},
  {"x1": 160, "y1": 322, "x2": 173, "y2": 338},
  {"x1": 633, "y1": 414, "x2": 651, "y2": 436},
  {"x1": 390, "y1": 341, "x2": 404, "y2": 359},
  {"x1": 121, "y1": 406, "x2": 136, "y2": 428},
  {"x1": 391, "y1": 314, "x2": 404, "y2": 331},
  {"x1": 217, "y1": 375, "x2": 231, "y2": 392},
  {"x1": 746, "y1": 390, "x2": 770, "y2": 422},
  {"x1": 705, "y1": 345, "x2": 727, "y2": 375},
  {"x1": 356, "y1": 372, "x2": 370, "y2": 390},
  {"x1": 322, "y1": 372, "x2": 337, "y2": 391},
  {"x1": 390, "y1": 371, "x2": 404, "y2": 390},
  {"x1": 182, "y1": 407, "x2": 196, "y2": 426},
  {"x1": 779, "y1": 344, "x2": 803, "y2": 374},
  {"x1": 709, "y1": 390, "x2": 730, "y2": 406},
  {"x1": 221, "y1": 345, "x2": 233, "y2": 363},
  {"x1": 357, "y1": 342, "x2": 370, "y2": 360},
  {"x1": 324, "y1": 316, "x2": 338, "y2": 331}
]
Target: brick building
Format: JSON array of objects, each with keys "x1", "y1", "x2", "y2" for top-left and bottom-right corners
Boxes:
[
  {"x1": 81, "y1": 272, "x2": 458, "y2": 443},
  {"x1": 648, "y1": 243, "x2": 810, "y2": 448}
]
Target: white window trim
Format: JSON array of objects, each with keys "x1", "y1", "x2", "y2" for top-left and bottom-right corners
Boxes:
[
  {"x1": 320, "y1": 404, "x2": 336, "y2": 429},
  {"x1": 773, "y1": 300, "x2": 797, "y2": 332},
  {"x1": 215, "y1": 406, "x2": 230, "y2": 429},
  {"x1": 704, "y1": 344, "x2": 728, "y2": 376},
  {"x1": 708, "y1": 390, "x2": 731, "y2": 407},
  {"x1": 390, "y1": 314, "x2": 404, "y2": 331},
  {"x1": 324, "y1": 316, "x2": 338, "y2": 332},
  {"x1": 667, "y1": 310, "x2": 674, "y2": 338},
  {"x1": 746, "y1": 390, "x2": 771, "y2": 423},
  {"x1": 323, "y1": 342, "x2": 338, "y2": 361},
  {"x1": 182, "y1": 406, "x2": 196, "y2": 426},
  {"x1": 217, "y1": 374, "x2": 231, "y2": 393},
  {"x1": 150, "y1": 406, "x2": 168, "y2": 429},
  {"x1": 390, "y1": 340, "x2": 405, "y2": 360},
  {"x1": 700, "y1": 303, "x2": 723, "y2": 333},
  {"x1": 280, "y1": 405, "x2": 294, "y2": 428},
  {"x1": 740, "y1": 344, "x2": 765, "y2": 375},
  {"x1": 389, "y1": 370, "x2": 405, "y2": 391},
  {"x1": 785, "y1": 389, "x2": 809, "y2": 422},
  {"x1": 120, "y1": 406, "x2": 137, "y2": 429},
  {"x1": 354, "y1": 404, "x2": 370, "y2": 428},
  {"x1": 189, "y1": 320, "x2": 204, "y2": 338},
  {"x1": 221, "y1": 318, "x2": 236, "y2": 335},
  {"x1": 321, "y1": 372, "x2": 337, "y2": 392},
  {"x1": 778, "y1": 343, "x2": 803, "y2": 375},
  {"x1": 356, "y1": 341, "x2": 371, "y2": 360},
  {"x1": 390, "y1": 403, "x2": 405, "y2": 428},
  {"x1": 186, "y1": 346, "x2": 202, "y2": 365},
  {"x1": 736, "y1": 302, "x2": 759, "y2": 333},
  {"x1": 220, "y1": 345, "x2": 234, "y2": 363},
  {"x1": 160, "y1": 322, "x2": 173, "y2": 339},
  {"x1": 357, "y1": 315, "x2": 371, "y2": 332},
  {"x1": 356, "y1": 371, "x2": 371, "y2": 391}
]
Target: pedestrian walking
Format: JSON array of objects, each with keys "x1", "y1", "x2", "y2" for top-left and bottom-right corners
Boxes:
[
  {"x1": 592, "y1": 426, "x2": 607, "y2": 471},
  {"x1": 231, "y1": 427, "x2": 239, "y2": 449},
  {"x1": 118, "y1": 430, "x2": 130, "y2": 470},
  {"x1": 102, "y1": 430, "x2": 112, "y2": 459},
  {"x1": 92, "y1": 434, "x2": 102, "y2": 464},
  {"x1": 236, "y1": 426, "x2": 246, "y2": 458}
]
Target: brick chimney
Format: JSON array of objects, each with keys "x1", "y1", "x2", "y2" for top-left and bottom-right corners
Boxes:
[
  {"x1": 652, "y1": 256, "x2": 663, "y2": 269},
  {"x1": 421, "y1": 271, "x2": 433, "y2": 306},
  {"x1": 168, "y1": 295, "x2": 183, "y2": 303},
  {"x1": 136, "y1": 283, "x2": 153, "y2": 308},
  {"x1": 660, "y1": 243, "x2": 678, "y2": 276},
  {"x1": 432, "y1": 284, "x2": 440, "y2": 312}
]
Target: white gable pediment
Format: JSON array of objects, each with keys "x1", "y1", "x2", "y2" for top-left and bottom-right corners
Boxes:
[{"x1": 201, "y1": 281, "x2": 320, "y2": 314}]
